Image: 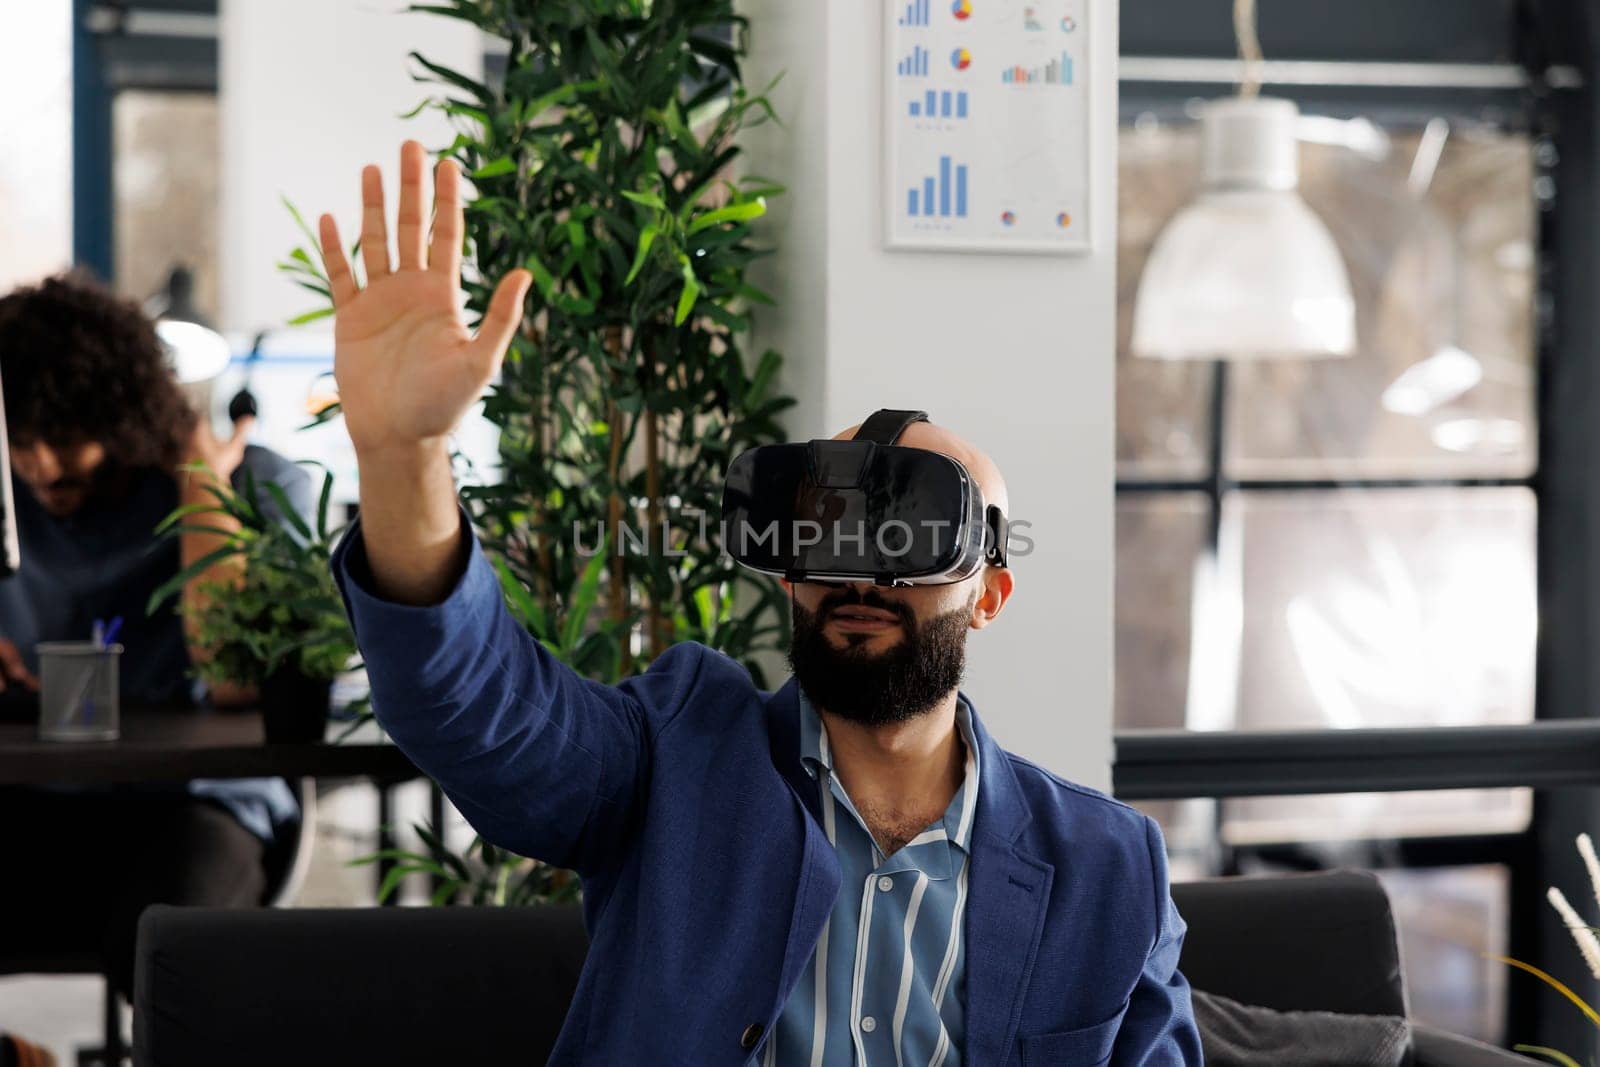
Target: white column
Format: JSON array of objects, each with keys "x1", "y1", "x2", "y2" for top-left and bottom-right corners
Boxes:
[
  {"x1": 742, "y1": 0, "x2": 1119, "y2": 788},
  {"x1": 0, "y1": 0, "x2": 73, "y2": 291},
  {"x1": 218, "y1": 0, "x2": 483, "y2": 334}
]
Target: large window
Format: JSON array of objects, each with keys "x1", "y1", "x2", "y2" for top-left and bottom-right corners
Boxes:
[
  {"x1": 1115, "y1": 118, "x2": 1538, "y2": 1044},
  {"x1": 113, "y1": 89, "x2": 221, "y2": 317}
]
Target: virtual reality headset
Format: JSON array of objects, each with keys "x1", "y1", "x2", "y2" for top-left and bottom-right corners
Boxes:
[{"x1": 721, "y1": 409, "x2": 1010, "y2": 586}]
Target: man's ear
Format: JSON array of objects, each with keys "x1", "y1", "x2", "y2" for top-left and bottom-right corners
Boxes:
[{"x1": 969, "y1": 566, "x2": 1014, "y2": 631}]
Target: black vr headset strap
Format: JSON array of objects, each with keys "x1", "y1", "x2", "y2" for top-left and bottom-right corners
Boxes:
[
  {"x1": 853, "y1": 409, "x2": 930, "y2": 445},
  {"x1": 985, "y1": 504, "x2": 1009, "y2": 568}
]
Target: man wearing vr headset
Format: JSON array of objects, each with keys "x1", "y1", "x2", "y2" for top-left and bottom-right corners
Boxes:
[{"x1": 322, "y1": 143, "x2": 1200, "y2": 1065}]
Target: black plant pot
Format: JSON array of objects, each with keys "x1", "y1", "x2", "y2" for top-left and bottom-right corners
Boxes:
[{"x1": 259, "y1": 668, "x2": 333, "y2": 744}]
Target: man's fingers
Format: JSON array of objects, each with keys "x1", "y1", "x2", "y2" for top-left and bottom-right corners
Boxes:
[
  {"x1": 360, "y1": 165, "x2": 392, "y2": 282},
  {"x1": 428, "y1": 157, "x2": 464, "y2": 280},
  {"x1": 468, "y1": 270, "x2": 533, "y2": 368},
  {"x1": 396, "y1": 141, "x2": 427, "y2": 271},
  {"x1": 319, "y1": 215, "x2": 357, "y2": 306}
]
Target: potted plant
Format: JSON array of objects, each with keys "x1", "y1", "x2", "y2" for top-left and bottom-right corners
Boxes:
[
  {"x1": 277, "y1": 0, "x2": 796, "y2": 902},
  {"x1": 149, "y1": 465, "x2": 357, "y2": 743}
]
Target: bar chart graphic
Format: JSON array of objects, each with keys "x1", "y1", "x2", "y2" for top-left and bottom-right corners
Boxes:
[
  {"x1": 1001, "y1": 53, "x2": 1073, "y2": 85},
  {"x1": 897, "y1": 0, "x2": 930, "y2": 26},
  {"x1": 884, "y1": 0, "x2": 1091, "y2": 253},
  {"x1": 897, "y1": 45, "x2": 930, "y2": 77},
  {"x1": 906, "y1": 156, "x2": 970, "y2": 219},
  {"x1": 909, "y1": 89, "x2": 969, "y2": 120}
]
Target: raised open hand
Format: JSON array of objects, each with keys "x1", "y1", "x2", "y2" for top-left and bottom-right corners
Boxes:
[{"x1": 318, "y1": 140, "x2": 531, "y2": 457}]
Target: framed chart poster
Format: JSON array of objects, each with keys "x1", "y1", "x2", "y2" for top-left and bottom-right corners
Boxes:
[{"x1": 884, "y1": 0, "x2": 1091, "y2": 254}]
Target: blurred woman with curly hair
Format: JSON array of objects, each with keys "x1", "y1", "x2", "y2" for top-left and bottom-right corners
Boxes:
[{"x1": 0, "y1": 272, "x2": 309, "y2": 1037}]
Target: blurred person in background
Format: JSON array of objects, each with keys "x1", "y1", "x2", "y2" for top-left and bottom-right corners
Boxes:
[{"x1": 0, "y1": 273, "x2": 309, "y2": 1053}]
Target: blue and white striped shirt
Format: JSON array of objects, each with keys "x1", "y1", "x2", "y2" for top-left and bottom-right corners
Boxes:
[{"x1": 767, "y1": 690, "x2": 979, "y2": 1067}]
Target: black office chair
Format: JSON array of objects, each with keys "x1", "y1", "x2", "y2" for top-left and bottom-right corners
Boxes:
[{"x1": 0, "y1": 779, "x2": 316, "y2": 1067}]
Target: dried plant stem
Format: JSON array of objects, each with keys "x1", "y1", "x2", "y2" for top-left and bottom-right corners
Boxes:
[{"x1": 1548, "y1": 887, "x2": 1600, "y2": 981}]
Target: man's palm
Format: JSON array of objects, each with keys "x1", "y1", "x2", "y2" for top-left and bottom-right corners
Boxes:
[{"x1": 319, "y1": 141, "x2": 530, "y2": 455}]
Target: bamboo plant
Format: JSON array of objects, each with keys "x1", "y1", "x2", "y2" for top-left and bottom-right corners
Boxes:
[{"x1": 281, "y1": 0, "x2": 794, "y2": 903}]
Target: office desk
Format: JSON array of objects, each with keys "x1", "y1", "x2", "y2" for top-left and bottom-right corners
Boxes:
[
  {"x1": 0, "y1": 705, "x2": 418, "y2": 786},
  {"x1": 0, "y1": 705, "x2": 428, "y2": 902}
]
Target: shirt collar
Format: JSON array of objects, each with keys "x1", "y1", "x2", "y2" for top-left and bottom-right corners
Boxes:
[{"x1": 797, "y1": 688, "x2": 981, "y2": 854}]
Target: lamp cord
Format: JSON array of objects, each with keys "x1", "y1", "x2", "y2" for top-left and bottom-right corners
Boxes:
[{"x1": 1233, "y1": 0, "x2": 1263, "y2": 98}]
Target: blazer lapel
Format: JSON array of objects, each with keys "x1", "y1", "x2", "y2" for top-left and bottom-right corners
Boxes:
[
  {"x1": 962, "y1": 701, "x2": 1055, "y2": 1065},
  {"x1": 765, "y1": 680, "x2": 841, "y2": 1008}
]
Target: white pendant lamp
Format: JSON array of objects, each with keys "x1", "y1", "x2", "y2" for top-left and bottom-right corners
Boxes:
[
  {"x1": 148, "y1": 266, "x2": 233, "y2": 384},
  {"x1": 1130, "y1": 0, "x2": 1356, "y2": 361}
]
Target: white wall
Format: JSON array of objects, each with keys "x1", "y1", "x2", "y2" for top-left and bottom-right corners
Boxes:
[
  {"x1": 218, "y1": 0, "x2": 491, "y2": 501},
  {"x1": 0, "y1": 0, "x2": 73, "y2": 291},
  {"x1": 219, "y1": 0, "x2": 483, "y2": 334},
  {"x1": 742, "y1": 0, "x2": 1118, "y2": 788}
]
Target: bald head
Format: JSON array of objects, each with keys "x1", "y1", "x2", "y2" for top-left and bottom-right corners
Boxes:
[{"x1": 834, "y1": 418, "x2": 1008, "y2": 515}]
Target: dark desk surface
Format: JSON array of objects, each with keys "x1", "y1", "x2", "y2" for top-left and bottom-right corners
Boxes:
[{"x1": 0, "y1": 705, "x2": 420, "y2": 786}]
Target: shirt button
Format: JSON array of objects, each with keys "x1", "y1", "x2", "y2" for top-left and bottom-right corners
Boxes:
[
  {"x1": 877, "y1": 875, "x2": 894, "y2": 891},
  {"x1": 740, "y1": 1023, "x2": 764, "y2": 1049},
  {"x1": 860, "y1": 1015, "x2": 878, "y2": 1033}
]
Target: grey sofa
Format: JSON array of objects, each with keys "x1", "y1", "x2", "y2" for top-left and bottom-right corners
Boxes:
[
  {"x1": 133, "y1": 868, "x2": 1533, "y2": 1064},
  {"x1": 1171, "y1": 869, "x2": 1534, "y2": 1065}
]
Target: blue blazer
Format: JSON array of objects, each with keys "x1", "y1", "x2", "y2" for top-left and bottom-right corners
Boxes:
[{"x1": 334, "y1": 527, "x2": 1202, "y2": 1066}]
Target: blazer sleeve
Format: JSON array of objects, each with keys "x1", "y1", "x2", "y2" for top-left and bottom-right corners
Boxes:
[
  {"x1": 331, "y1": 513, "x2": 703, "y2": 876},
  {"x1": 1114, "y1": 816, "x2": 1205, "y2": 1065}
]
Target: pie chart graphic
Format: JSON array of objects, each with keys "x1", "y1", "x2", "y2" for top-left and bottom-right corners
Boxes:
[
  {"x1": 1061, "y1": 16, "x2": 1077, "y2": 31},
  {"x1": 1057, "y1": 212, "x2": 1072, "y2": 228},
  {"x1": 951, "y1": 47, "x2": 972, "y2": 71},
  {"x1": 952, "y1": 0, "x2": 973, "y2": 18},
  {"x1": 1001, "y1": 211, "x2": 1017, "y2": 227}
]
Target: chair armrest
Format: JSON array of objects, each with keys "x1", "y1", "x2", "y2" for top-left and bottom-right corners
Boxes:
[
  {"x1": 1172, "y1": 870, "x2": 1407, "y2": 1017},
  {"x1": 1412, "y1": 1024, "x2": 1541, "y2": 1066}
]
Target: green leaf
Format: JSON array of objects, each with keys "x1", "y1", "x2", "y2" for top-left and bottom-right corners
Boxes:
[
  {"x1": 299, "y1": 401, "x2": 345, "y2": 432},
  {"x1": 287, "y1": 306, "x2": 336, "y2": 326},
  {"x1": 1512, "y1": 1047, "x2": 1583, "y2": 1067},
  {"x1": 281, "y1": 195, "x2": 319, "y2": 249},
  {"x1": 163, "y1": 523, "x2": 250, "y2": 540},
  {"x1": 686, "y1": 198, "x2": 766, "y2": 235},
  {"x1": 260, "y1": 481, "x2": 314, "y2": 542},
  {"x1": 675, "y1": 265, "x2": 701, "y2": 326},
  {"x1": 470, "y1": 157, "x2": 517, "y2": 179},
  {"x1": 520, "y1": 80, "x2": 597, "y2": 124},
  {"x1": 561, "y1": 537, "x2": 609, "y2": 651},
  {"x1": 525, "y1": 257, "x2": 556, "y2": 297},
  {"x1": 153, "y1": 502, "x2": 227, "y2": 535},
  {"x1": 621, "y1": 190, "x2": 667, "y2": 211},
  {"x1": 406, "y1": 3, "x2": 481, "y2": 23},
  {"x1": 146, "y1": 542, "x2": 246, "y2": 616},
  {"x1": 624, "y1": 224, "x2": 659, "y2": 286},
  {"x1": 441, "y1": 100, "x2": 490, "y2": 127},
  {"x1": 397, "y1": 96, "x2": 435, "y2": 120},
  {"x1": 744, "y1": 349, "x2": 781, "y2": 406},
  {"x1": 407, "y1": 50, "x2": 490, "y2": 103},
  {"x1": 315, "y1": 469, "x2": 334, "y2": 540},
  {"x1": 493, "y1": 555, "x2": 548, "y2": 635}
]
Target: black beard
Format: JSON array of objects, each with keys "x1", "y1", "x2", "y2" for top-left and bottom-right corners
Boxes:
[{"x1": 788, "y1": 586, "x2": 973, "y2": 727}]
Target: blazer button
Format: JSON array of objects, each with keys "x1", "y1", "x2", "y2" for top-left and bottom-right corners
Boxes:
[{"x1": 740, "y1": 1022, "x2": 765, "y2": 1050}]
